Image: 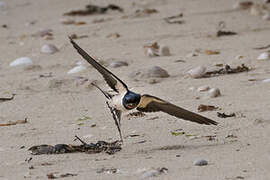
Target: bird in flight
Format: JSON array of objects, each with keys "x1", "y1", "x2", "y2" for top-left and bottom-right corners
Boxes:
[{"x1": 69, "y1": 38, "x2": 218, "y2": 141}]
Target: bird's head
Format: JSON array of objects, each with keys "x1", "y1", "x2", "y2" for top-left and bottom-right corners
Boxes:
[{"x1": 123, "y1": 91, "x2": 141, "y2": 110}]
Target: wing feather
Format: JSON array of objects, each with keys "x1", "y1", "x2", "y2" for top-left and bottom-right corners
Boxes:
[
  {"x1": 137, "y1": 95, "x2": 218, "y2": 125},
  {"x1": 69, "y1": 37, "x2": 128, "y2": 93}
]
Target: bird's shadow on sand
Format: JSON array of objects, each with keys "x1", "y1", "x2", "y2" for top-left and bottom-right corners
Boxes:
[{"x1": 136, "y1": 141, "x2": 235, "y2": 154}]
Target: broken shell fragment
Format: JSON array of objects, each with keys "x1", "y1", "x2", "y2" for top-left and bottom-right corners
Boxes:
[
  {"x1": 10, "y1": 57, "x2": 33, "y2": 67},
  {"x1": 187, "y1": 66, "x2": 206, "y2": 78},
  {"x1": 208, "y1": 88, "x2": 221, "y2": 98},
  {"x1": 109, "y1": 61, "x2": 128, "y2": 68},
  {"x1": 67, "y1": 65, "x2": 86, "y2": 74},
  {"x1": 257, "y1": 52, "x2": 270, "y2": 60},
  {"x1": 197, "y1": 85, "x2": 210, "y2": 92},
  {"x1": 41, "y1": 44, "x2": 59, "y2": 54}
]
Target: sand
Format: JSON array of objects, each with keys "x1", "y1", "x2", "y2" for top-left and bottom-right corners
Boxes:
[{"x1": 0, "y1": 0, "x2": 270, "y2": 179}]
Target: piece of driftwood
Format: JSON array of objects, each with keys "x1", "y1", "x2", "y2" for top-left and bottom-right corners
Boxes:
[
  {"x1": 28, "y1": 136, "x2": 122, "y2": 155},
  {"x1": 204, "y1": 64, "x2": 249, "y2": 77}
]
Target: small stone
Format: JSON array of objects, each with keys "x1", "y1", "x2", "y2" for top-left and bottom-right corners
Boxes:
[
  {"x1": 262, "y1": 12, "x2": 270, "y2": 20},
  {"x1": 129, "y1": 66, "x2": 169, "y2": 80},
  {"x1": 257, "y1": 52, "x2": 270, "y2": 60},
  {"x1": 108, "y1": 61, "x2": 128, "y2": 68},
  {"x1": 41, "y1": 44, "x2": 58, "y2": 54},
  {"x1": 208, "y1": 88, "x2": 221, "y2": 98},
  {"x1": 10, "y1": 57, "x2": 33, "y2": 67},
  {"x1": 187, "y1": 66, "x2": 206, "y2": 78},
  {"x1": 197, "y1": 85, "x2": 210, "y2": 92},
  {"x1": 194, "y1": 159, "x2": 208, "y2": 166},
  {"x1": 160, "y1": 46, "x2": 170, "y2": 56},
  {"x1": 67, "y1": 65, "x2": 86, "y2": 74},
  {"x1": 60, "y1": 18, "x2": 75, "y2": 25}
]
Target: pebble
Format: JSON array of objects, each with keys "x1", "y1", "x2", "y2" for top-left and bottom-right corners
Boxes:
[
  {"x1": 160, "y1": 46, "x2": 170, "y2": 56},
  {"x1": 187, "y1": 66, "x2": 206, "y2": 78},
  {"x1": 41, "y1": 44, "x2": 58, "y2": 54},
  {"x1": 257, "y1": 52, "x2": 270, "y2": 60},
  {"x1": 67, "y1": 65, "x2": 86, "y2": 74},
  {"x1": 262, "y1": 12, "x2": 270, "y2": 20},
  {"x1": 10, "y1": 57, "x2": 33, "y2": 67},
  {"x1": 129, "y1": 66, "x2": 169, "y2": 80},
  {"x1": 194, "y1": 159, "x2": 208, "y2": 166},
  {"x1": 197, "y1": 85, "x2": 210, "y2": 92},
  {"x1": 141, "y1": 168, "x2": 168, "y2": 179},
  {"x1": 108, "y1": 61, "x2": 128, "y2": 68},
  {"x1": 208, "y1": 88, "x2": 221, "y2": 98}
]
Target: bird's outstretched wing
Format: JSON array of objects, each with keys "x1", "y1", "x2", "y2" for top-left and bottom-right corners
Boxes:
[
  {"x1": 69, "y1": 37, "x2": 128, "y2": 93},
  {"x1": 137, "y1": 94, "x2": 218, "y2": 125}
]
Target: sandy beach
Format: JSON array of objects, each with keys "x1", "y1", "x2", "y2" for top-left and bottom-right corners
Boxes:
[{"x1": 0, "y1": 0, "x2": 270, "y2": 179}]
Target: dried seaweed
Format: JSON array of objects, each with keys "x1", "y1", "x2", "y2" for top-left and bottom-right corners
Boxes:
[
  {"x1": 216, "y1": 30, "x2": 237, "y2": 37},
  {"x1": 204, "y1": 64, "x2": 249, "y2": 77},
  {"x1": 198, "y1": 104, "x2": 219, "y2": 112},
  {"x1": 217, "y1": 112, "x2": 236, "y2": 118},
  {"x1": 28, "y1": 135, "x2": 122, "y2": 155},
  {"x1": 0, "y1": 118, "x2": 27, "y2": 127},
  {"x1": 64, "y1": 4, "x2": 123, "y2": 16}
]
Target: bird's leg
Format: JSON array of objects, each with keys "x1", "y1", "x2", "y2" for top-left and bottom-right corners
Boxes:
[
  {"x1": 91, "y1": 82, "x2": 112, "y2": 99},
  {"x1": 106, "y1": 101, "x2": 123, "y2": 142}
]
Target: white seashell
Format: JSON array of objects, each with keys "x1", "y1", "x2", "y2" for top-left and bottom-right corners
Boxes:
[
  {"x1": 41, "y1": 44, "x2": 58, "y2": 54},
  {"x1": 160, "y1": 46, "x2": 170, "y2": 56},
  {"x1": 145, "y1": 48, "x2": 158, "y2": 57},
  {"x1": 208, "y1": 88, "x2": 221, "y2": 98},
  {"x1": 67, "y1": 65, "x2": 86, "y2": 74},
  {"x1": 235, "y1": 55, "x2": 244, "y2": 60},
  {"x1": 10, "y1": 57, "x2": 33, "y2": 67},
  {"x1": 187, "y1": 66, "x2": 206, "y2": 78},
  {"x1": 197, "y1": 85, "x2": 210, "y2": 92},
  {"x1": 257, "y1": 52, "x2": 270, "y2": 60},
  {"x1": 262, "y1": 78, "x2": 270, "y2": 83}
]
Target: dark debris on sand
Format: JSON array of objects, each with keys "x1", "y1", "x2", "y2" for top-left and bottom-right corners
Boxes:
[
  {"x1": 28, "y1": 136, "x2": 122, "y2": 155},
  {"x1": 64, "y1": 4, "x2": 123, "y2": 16}
]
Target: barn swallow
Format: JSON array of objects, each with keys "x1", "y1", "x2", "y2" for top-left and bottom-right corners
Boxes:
[{"x1": 69, "y1": 38, "x2": 218, "y2": 141}]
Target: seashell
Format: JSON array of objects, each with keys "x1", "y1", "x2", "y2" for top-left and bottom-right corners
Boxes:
[
  {"x1": 233, "y1": 1, "x2": 253, "y2": 10},
  {"x1": 160, "y1": 46, "x2": 170, "y2": 56},
  {"x1": 197, "y1": 85, "x2": 210, "y2": 92},
  {"x1": 257, "y1": 52, "x2": 270, "y2": 60},
  {"x1": 194, "y1": 159, "x2": 208, "y2": 166},
  {"x1": 235, "y1": 55, "x2": 244, "y2": 60},
  {"x1": 41, "y1": 44, "x2": 58, "y2": 54},
  {"x1": 262, "y1": 78, "x2": 270, "y2": 83},
  {"x1": 67, "y1": 65, "x2": 86, "y2": 74},
  {"x1": 144, "y1": 42, "x2": 159, "y2": 57},
  {"x1": 10, "y1": 57, "x2": 33, "y2": 67},
  {"x1": 208, "y1": 88, "x2": 221, "y2": 98},
  {"x1": 108, "y1": 61, "x2": 128, "y2": 68},
  {"x1": 187, "y1": 66, "x2": 206, "y2": 78}
]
